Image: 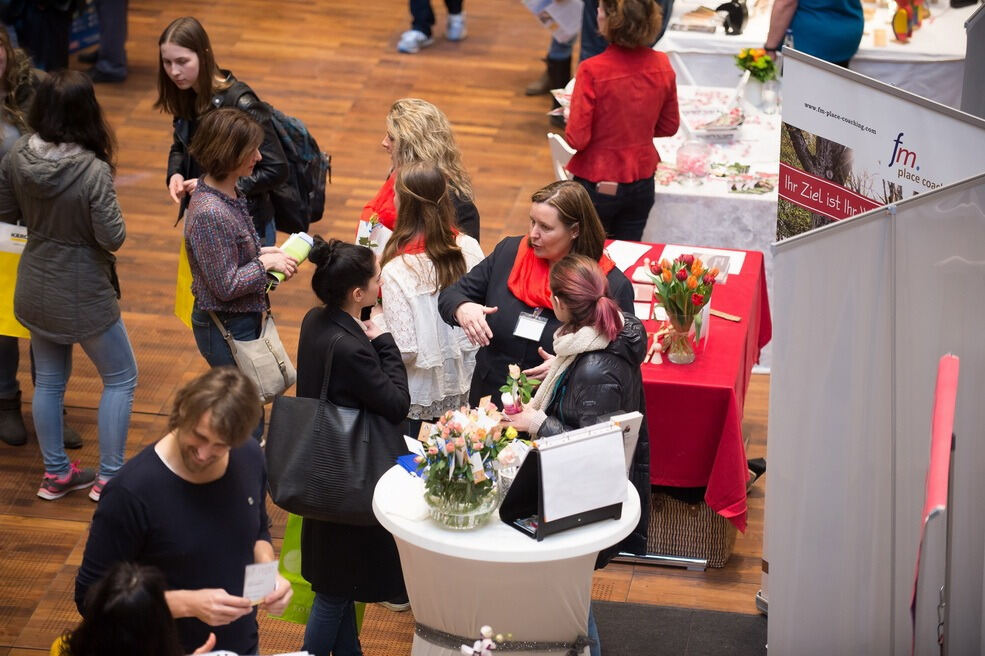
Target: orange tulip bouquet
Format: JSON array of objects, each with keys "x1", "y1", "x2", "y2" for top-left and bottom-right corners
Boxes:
[
  {"x1": 734, "y1": 48, "x2": 776, "y2": 83},
  {"x1": 647, "y1": 254, "x2": 719, "y2": 364}
]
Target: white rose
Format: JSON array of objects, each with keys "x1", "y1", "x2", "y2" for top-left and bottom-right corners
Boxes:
[{"x1": 508, "y1": 364, "x2": 521, "y2": 379}]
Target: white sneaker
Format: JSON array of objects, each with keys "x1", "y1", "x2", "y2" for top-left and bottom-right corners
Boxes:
[
  {"x1": 446, "y1": 13, "x2": 467, "y2": 41},
  {"x1": 397, "y1": 29, "x2": 434, "y2": 54}
]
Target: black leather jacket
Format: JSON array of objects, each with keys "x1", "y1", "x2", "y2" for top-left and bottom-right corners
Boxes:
[
  {"x1": 540, "y1": 312, "x2": 651, "y2": 562},
  {"x1": 166, "y1": 73, "x2": 288, "y2": 235}
]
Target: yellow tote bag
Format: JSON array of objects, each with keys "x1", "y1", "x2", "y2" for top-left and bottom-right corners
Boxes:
[
  {"x1": 174, "y1": 239, "x2": 195, "y2": 330},
  {"x1": 0, "y1": 223, "x2": 30, "y2": 339}
]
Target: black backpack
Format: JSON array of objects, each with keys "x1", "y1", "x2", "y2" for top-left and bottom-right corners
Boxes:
[
  {"x1": 267, "y1": 107, "x2": 331, "y2": 234},
  {"x1": 221, "y1": 84, "x2": 330, "y2": 234}
]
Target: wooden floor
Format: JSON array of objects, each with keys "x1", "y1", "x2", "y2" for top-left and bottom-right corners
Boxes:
[{"x1": 0, "y1": 1, "x2": 769, "y2": 653}]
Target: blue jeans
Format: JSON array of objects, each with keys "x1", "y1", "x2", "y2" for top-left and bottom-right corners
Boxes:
[
  {"x1": 410, "y1": 0, "x2": 463, "y2": 36},
  {"x1": 31, "y1": 318, "x2": 137, "y2": 478},
  {"x1": 0, "y1": 335, "x2": 19, "y2": 399},
  {"x1": 303, "y1": 593, "x2": 363, "y2": 656},
  {"x1": 190, "y1": 307, "x2": 265, "y2": 440},
  {"x1": 588, "y1": 603, "x2": 601, "y2": 656}
]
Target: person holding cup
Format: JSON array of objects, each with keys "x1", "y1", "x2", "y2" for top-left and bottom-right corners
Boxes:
[{"x1": 183, "y1": 108, "x2": 297, "y2": 437}]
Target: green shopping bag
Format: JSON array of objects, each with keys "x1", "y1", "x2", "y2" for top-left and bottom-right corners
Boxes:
[{"x1": 271, "y1": 513, "x2": 365, "y2": 630}]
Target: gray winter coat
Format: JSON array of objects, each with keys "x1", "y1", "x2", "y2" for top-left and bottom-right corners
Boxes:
[{"x1": 0, "y1": 134, "x2": 125, "y2": 343}]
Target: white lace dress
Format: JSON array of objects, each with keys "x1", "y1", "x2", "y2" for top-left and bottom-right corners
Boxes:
[{"x1": 378, "y1": 234, "x2": 484, "y2": 419}]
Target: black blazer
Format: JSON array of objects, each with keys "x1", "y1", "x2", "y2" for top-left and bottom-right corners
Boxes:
[
  {"x1": 296, "y1": 304, "x2": 410, "y2": 601},
  {"x1": 167, "y1": 73, "x2": 289, "y2": 234},
  {"x1": 438, "y1": 236, "x2": 634, "y2": 405}
]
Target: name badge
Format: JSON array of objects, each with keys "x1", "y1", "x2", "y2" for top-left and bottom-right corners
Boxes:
[{"x1": 513, "y1": 309, "x2": 548, "y2": 342}]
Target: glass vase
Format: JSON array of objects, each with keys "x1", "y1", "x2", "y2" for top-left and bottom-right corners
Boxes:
[
  {"x1": 665, "y1": 313, "x2": 696, "y2": 365},
  {"x1": 425, "y1": 480, "x2": 499, "y2": 530}
]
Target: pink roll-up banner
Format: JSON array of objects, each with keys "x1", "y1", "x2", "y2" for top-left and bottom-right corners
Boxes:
[{"x1": 910, "y1": 354, "x2": 960, "y2": 653}]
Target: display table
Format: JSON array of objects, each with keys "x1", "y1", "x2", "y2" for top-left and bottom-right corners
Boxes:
[
  {"x1": 373, "y1": 466, "x2": 641, "y2": 655},
  {"x1": 643, "y1": 85, "x2": 780, "y2": 368},
  {"x1": 661, "y1": 2, "x2": 976, "y2": 108},
  {"x1": 620, "y1": 242, "x2": 772, "y2": 533}
]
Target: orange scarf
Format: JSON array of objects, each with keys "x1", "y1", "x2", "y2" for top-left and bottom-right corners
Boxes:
[
  {"x1": 360, "y1": 171, "x2": 397, "y2": 230},
  {"x1": 506, "y1": 239, "x2": 617, "y2": 309}
]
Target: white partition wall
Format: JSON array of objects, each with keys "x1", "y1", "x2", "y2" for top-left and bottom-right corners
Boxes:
[{"x1": 765, "y1": 174, "x2": 985, "y2": 653}]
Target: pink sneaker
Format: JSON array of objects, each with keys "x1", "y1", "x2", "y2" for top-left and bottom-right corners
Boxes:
[
  {"x1": 89, "y1": 477, "x2": 110, "y2": 502},
  {"x1": 37, "y1": 461, "x2": 96, "y2": 500}
]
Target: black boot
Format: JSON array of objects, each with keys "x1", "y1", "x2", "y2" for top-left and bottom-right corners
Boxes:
[
  {"x1": 63, "y1": 419, "x2": 82, "y2": 449},
  {"x1": 0, "y1": 391, "x2": 28, "y2": 446},
  {"x1": 525, "y1": 58, "x2": 552, "y2": 96},
  {"x1": 547, "y1": 57, "x2": 572, "y2": 127}
]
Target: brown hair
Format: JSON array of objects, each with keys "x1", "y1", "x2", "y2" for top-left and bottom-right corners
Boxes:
[
  {"x1": 188, "y1": 108, "x2": 262, "y2": 181},
  {"x1": 0, "y1": 29, "x2": 33, "y2": 132},
  {"x1": 29, "y1": 70, "x2": 116, "y2": 171},
  {"x1": 167, "y1": 367, "x2": 261, "y2": 448},
  {"x1": 599, "y1": 0, "x2": 663, "y2": 48},
  {"x1": 381, "y1": 162, "x2": 467, "y2": 292},
  {"x1": 154, "y1": 16, "x2": 230, "y2": 119},
  {"x1": 386, "y1": 98, "x2": 473, "y2": 201},
  {"x1": 529, "y1": 181, "x2": 606, "y2": 260},
  {"x1": 550, "y1": 255, "x2": 623, "y2": 341}
]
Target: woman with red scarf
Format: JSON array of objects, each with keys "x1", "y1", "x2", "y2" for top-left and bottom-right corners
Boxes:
[
  {"x1": 438, "y1": 180, "x2": 633, "y2": 405},
  {"x1": 360, "y1": 98, "x2": 479, "y2": 241},
  {"x1": 378, "y1": 163, "x2": 483, "y2": 437}
]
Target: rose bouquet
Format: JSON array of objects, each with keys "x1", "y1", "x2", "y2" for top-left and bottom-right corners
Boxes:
[
  {"x1": 499, "y1": 363, "x2": 540, "y2": 415},
  {"x1": 647, "y1": 254, "x2": 719, "y2": 364},
  {"x1": 734, "y1": 48, "x2": 776, "y2": 83},
  {"x1": 415, "y1": 403, "x2": 525, "y2": 529}
]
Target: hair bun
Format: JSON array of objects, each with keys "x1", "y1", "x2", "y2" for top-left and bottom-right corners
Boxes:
[{"x1": 308, "y1": 235, "x2": 339, "y2": 267}]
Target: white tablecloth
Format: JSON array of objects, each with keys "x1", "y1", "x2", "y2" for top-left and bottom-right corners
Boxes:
[
  {"x1": 372, "y1": 466, "x2": 641, "y2": 655},
  {"x1": 661, "y1": 1, "x2": 976, "y2": 107},
  {"x1": 644, "y1": 86, "x2": 780, "y2": 367}
]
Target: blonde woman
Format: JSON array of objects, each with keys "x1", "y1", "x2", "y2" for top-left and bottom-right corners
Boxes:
[
  {"x1": 378, "y1": 162, "x2": 483, "y2": 437},
  {"x1": 360, "y1": 98, "x2": 479, "y2": 240}
]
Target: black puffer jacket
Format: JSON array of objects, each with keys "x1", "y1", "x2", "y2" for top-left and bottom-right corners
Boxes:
[
  {"x1": 539, "y1": 312, "x2": 651, "y2": 563},
  {"x1": 166, "y1": 72, "x2": 288, "y2": 235}
]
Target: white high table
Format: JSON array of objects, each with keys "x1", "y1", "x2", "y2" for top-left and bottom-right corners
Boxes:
[
  {"x1": 661, "y1": 1, "x2": 976, "y2": 108},
  {"x1": 372, "y1": 466, "x2": 641, "y2": 655}
]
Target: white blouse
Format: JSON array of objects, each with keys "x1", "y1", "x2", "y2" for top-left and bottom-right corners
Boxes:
[{"x1": 379, "y1": 234, "x2": 484, "y2": 419}]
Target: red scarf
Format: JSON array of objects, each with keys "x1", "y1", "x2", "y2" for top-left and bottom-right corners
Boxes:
[
  {"x1": 360, "y1": 171, "x2": 397, "y2": 230},
  {"x1": 506, "y1": 239, "x2": 617, "y2": 309},
  {"x1": 394, "y1": 228, "x2": 459, "y2": 256}
]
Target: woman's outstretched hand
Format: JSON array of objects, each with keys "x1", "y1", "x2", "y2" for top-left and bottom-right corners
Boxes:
[{"x1": 455, "y1": 302, "x2": 498, "y2": 346}]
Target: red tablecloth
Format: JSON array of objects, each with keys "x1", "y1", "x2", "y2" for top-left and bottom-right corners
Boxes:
[{"x1": 623, "y1": 243, "x2": 771, "y2": 533}]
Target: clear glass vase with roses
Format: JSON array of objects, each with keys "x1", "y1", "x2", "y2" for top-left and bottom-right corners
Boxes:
[
  {"x1": 415, "y1": 403, "x2": 527, "y2": 529},
  {"x1": 647, "y1": 254, "x2": 718, "y2": 364}
]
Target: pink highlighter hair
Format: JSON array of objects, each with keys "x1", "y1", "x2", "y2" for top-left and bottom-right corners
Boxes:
[{"x1": 550, "y1": 255, "x2": 623, "y2": 342}]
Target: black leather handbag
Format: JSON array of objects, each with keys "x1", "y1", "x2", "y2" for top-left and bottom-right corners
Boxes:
[{"x1": 265, "y1": 334, "x2": 404, "y2": 525}]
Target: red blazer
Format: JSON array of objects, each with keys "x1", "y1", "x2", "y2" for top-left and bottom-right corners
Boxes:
[{"x1": 565, "y1": 45, "x2": 680, "y2": 183}]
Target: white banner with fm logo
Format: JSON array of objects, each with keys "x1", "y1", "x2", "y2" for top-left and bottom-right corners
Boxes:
[{"x1": 776, "y1": 49, "x2": 985, "y2": 240}]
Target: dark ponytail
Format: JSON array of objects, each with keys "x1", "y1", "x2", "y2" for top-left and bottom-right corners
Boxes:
[{"x1": 309, "y1": 236, "x2": 377, "y2": 308}]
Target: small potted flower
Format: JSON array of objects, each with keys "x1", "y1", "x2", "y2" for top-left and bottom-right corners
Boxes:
[{"x1": 499, "y1": 364, "x2": 539, "y2": 415}]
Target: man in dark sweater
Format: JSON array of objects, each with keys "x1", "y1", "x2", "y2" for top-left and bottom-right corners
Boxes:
[{"x1": 74, "y1": 368, "x2": 292, "y2": 655}]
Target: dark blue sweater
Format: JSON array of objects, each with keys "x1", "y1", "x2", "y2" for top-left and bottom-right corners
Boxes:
[{"x1": 75, "y1": 440, "x2": 271, "y2": 655}]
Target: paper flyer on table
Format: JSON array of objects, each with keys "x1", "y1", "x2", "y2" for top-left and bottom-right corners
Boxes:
[
  {"x1": 605, "y1": 240, "x2": 652, "y2": 272},
  {"x1": 522, "y1": 0, "x2": 584, "y2": 42},
  {"x1": 658, "y1": 244, "x2": 745, "y2": 277}
]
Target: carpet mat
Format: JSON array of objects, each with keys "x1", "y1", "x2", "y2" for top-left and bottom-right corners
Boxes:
[{"x1": 593, "y1": 601, "x2": 766, "y2": 656}]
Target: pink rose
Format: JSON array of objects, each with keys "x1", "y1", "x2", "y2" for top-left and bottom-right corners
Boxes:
[{"x1": 444, "y1": 442, "x2": 456, "y2": 454}]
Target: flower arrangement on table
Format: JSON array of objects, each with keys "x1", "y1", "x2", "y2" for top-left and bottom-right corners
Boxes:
[
  {"x1": 415, "y1": 403, "x2": 527, "y2": 529},
  {"x1": 647, "y1": 255, "x2": 718, "y2": 364},
  {"x1": 499, "y1": 363, "x2": 539, "y2": 415},
  {"x1": 734, "y1": 48, "x2": 776, "y2": 83}
]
